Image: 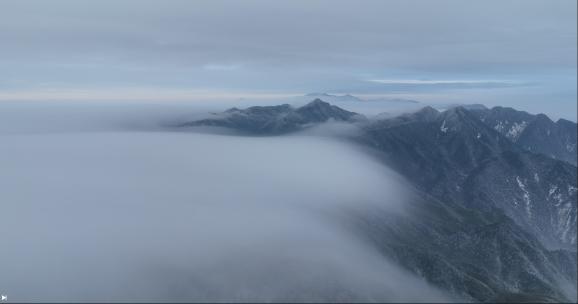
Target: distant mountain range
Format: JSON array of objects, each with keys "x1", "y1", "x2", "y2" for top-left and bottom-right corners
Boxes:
[
  {"x1": 180, "y1": 99, "x2": 365, "y2": 134},
  {"x1": 177, "y1": 99, "x2": 577, "y2": 302},
  {"x1": 304, "y1": 92, "x2": 420, "y2": 104}
]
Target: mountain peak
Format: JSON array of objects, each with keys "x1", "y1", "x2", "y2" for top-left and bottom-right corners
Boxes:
[
  {"x1": 302, "y1": 98, "x2": 331, "y2": 108},
  {"x1": 439, "y1": 106, "x2": 477, "y2": 123},
  {"x1": 437, "y1": 106, "x2": 494, "y2": 133},
  {"x1": 411, "y1": 106, "x2": 439, "y2": 121},
  {"x1": 534, "y1": 113, "x2": 553, "y2": 124},
  {"x1": 296, "y1": 99, "x2": 360, "y2": 122},
  {"x1": 490, "y1": 106, "x2": 516, "y2": 112},
  {"x1": 443, "y1": 105, "x2": 469, "y2": 115},
  {"x1": 417, "y1": 105, "x2": 439, "y2": 114}
]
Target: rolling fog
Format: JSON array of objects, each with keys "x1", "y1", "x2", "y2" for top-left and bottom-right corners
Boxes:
[{"x1": 0, "y1": 102, "x2": 452, "y2": 302}]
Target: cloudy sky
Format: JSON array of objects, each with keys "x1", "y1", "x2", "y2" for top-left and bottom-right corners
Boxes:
[{"x1": 0, "y1": 0, "x2": 576, "y2": 119}]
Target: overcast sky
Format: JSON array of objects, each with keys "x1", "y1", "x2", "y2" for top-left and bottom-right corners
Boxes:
[{"x1": 0, "y1": 0, "x2": 576, "y2": 119}]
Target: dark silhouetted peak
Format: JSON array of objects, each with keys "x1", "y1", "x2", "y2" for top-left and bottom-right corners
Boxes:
[
  {"x1": 483, "y1": 107, "x2": 536, "y2": 125},
  {"x1": 442, "y1": 106, "x2": 470, "y2": 117},
  {"x1": 302, "y1": 98, "x2": 330, "y2": 107},
  {"x1": 557, "y1": 118, "x2": 576, "y2": 127},
  {"x1": 491, "y1": 106, "x2": 518, "y2": 113},
  {"x1": 297, "y1": 99, "x2": 333, "y2": 114},
  {"x1": 416, "y1": 106, "x2": 439, "y2": 115},
  {"x1": 296, "y1": 99, "x2": 359, "y2": 122},
  {"x1": 534, "y1": 113, "x2": 554, "y2": 124},
  {"x1": 438, "y1": 106, "x2": 480, "y2": 129},
  {"x1": 445, "y1": 104, "x2": 489, "y2": 111},
  {"x1": 412, "y1": 106, "x2": 439, "y2": 121},
  {"x1": 367, "y1": 106, "x2": 440, "y2": 128},
  {"x1": 487, "y1": 106, "x2": 534, "y2": 119}
]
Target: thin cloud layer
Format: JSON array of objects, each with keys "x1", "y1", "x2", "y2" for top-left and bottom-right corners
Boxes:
[{"x1": 0, "y1": 0, "x2": 575, "y2": 118}]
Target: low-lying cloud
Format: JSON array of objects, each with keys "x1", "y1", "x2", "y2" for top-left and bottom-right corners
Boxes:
[{"x1": 0, "y1": 104, "x2": 452, "y2": 302}]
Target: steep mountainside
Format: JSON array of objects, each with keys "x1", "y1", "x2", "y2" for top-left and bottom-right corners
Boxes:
[
  {"x1": 178, "y1": 101, "x2": 577, "y2": 302},
  {"x1": 348, "y1": 191, "x2": 577, "y2": 302},
  {"x1": 359, "y1": 106, "x2": 577, "y2": 250}
]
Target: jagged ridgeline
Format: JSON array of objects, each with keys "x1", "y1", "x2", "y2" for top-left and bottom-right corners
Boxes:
[
  {"x1": 179, "y1": 99, "x2": 578, "y2": 302},
  {"x1": 179, "y1": 99, "x2": 366, "y2": 134},
  {"x1": 470, "y1": 106, "x2": 577, "y2": 165}
]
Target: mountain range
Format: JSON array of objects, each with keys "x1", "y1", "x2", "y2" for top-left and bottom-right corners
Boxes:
[
  {"x1": 180, "y1": 99, "x2": 364, "y2": 134},
  {"x1": 470, "y1": 106, "x2": 577, "y2": 165},
  {"x1": 304, "y1": 92, "x2": 420, "y2": 104},
  {"x1": 177, "y1": 99, "x2": 577, "y2": 302}
]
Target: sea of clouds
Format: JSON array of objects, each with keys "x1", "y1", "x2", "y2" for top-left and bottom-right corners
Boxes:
[{"x1": 0, "y1": 101, "x2": 452, "y2": 302}]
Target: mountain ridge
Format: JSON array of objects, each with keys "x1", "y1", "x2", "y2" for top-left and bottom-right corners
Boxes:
[
  {"x1": 180, "y1": 99, "x2": 364, "y2": 134},
  {"x1": 176, "y1": 100, "x2": 577, "y2": 302},
  {"x1": 470, "y1": 106, "x2": 577, "y2": 165}
]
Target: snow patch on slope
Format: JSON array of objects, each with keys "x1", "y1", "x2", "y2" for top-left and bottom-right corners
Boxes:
[
  {"x1": 516, "y1": 176, "x2": 532, "y2": 219},
  {"x1": 440, "y1": 120, "x2": 448, "y2": 133},
  {"x1": 506, "y1": 121, "x2": 528, "y2": 141}
]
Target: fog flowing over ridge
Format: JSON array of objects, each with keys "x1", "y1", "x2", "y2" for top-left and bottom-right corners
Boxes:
[{"x1": 0, "y1": 103, "x2": 453, "y2": 302}]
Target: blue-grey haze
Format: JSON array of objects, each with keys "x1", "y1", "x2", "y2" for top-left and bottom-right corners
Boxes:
[{"x1": 0, "y1": 0, "x2": 576, "y2": 119}]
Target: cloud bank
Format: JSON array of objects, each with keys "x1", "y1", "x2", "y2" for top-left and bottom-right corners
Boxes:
[{"x1": 0, "y1": 104, "x2": 452, "y2": 302}]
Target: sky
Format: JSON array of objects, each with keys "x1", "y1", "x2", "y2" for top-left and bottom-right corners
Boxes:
[{"x1": 0, "y1": 0, "x2": 576, "y2": 120}]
